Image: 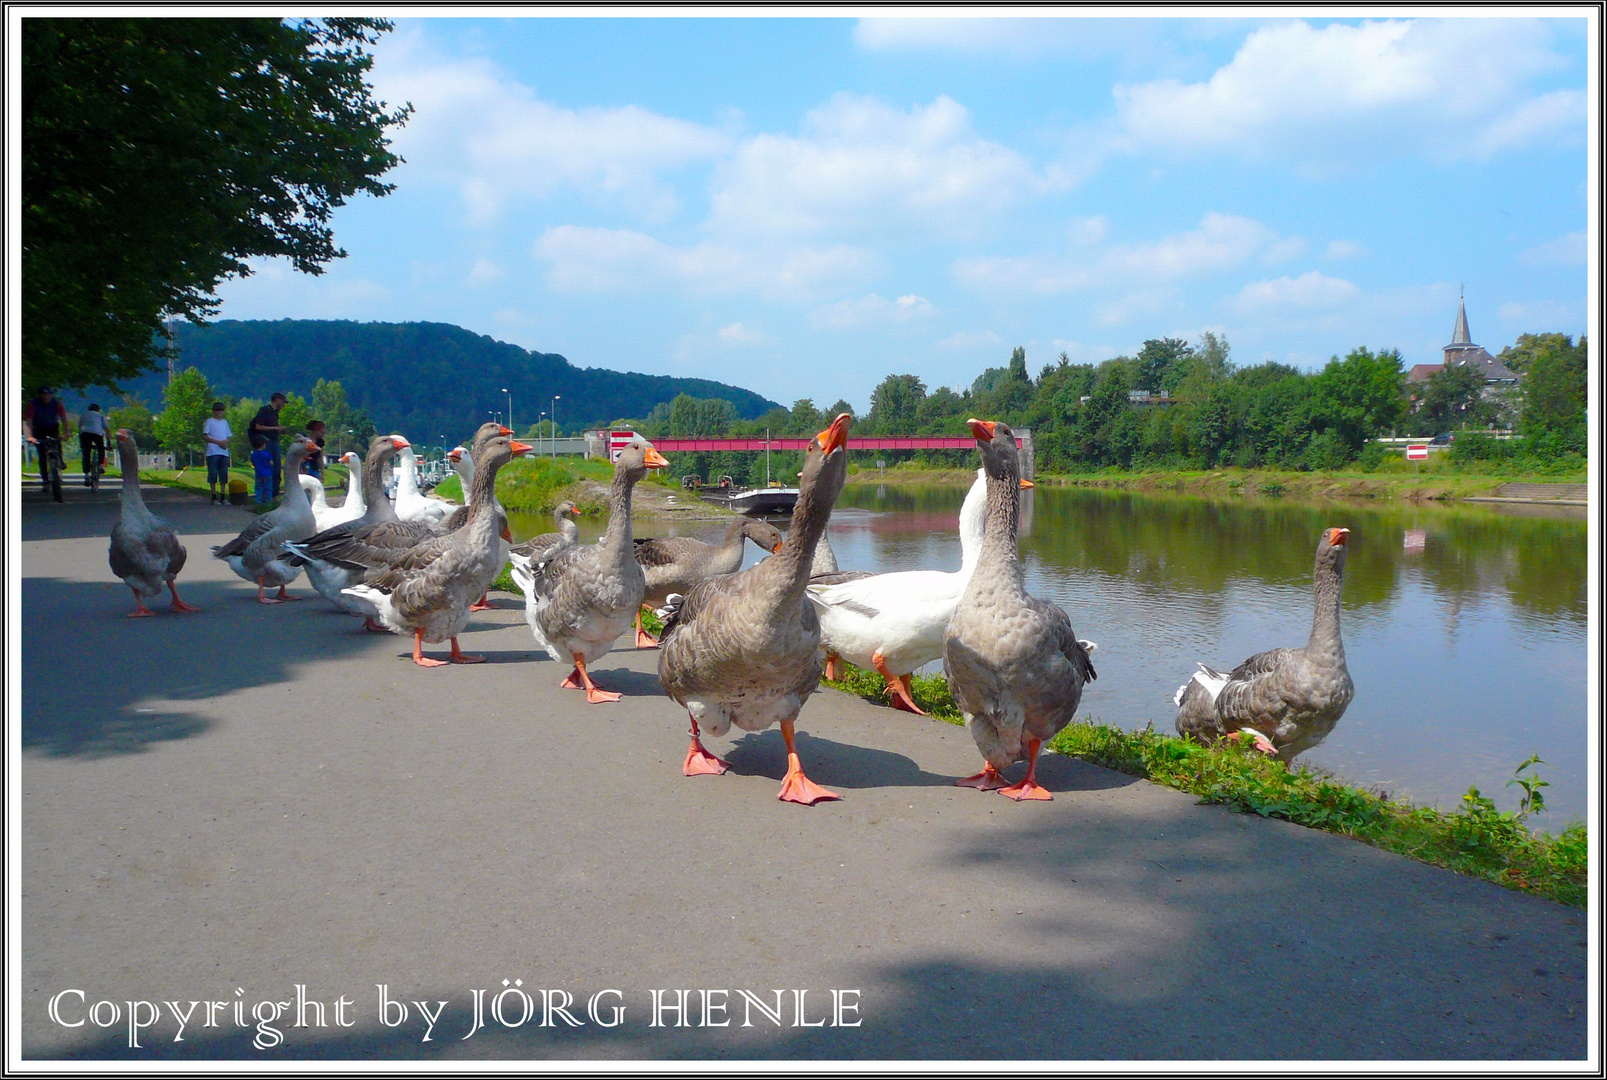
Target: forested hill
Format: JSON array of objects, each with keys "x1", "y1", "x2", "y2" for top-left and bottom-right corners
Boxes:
[{"x1": 116, "y1": 320, "x2": 781, "y2": 437}]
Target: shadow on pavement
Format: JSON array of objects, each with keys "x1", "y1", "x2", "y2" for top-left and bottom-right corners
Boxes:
[
  {"x1": 21, "y1": 575, "x2": 378, "y2": 758},
  {"x1": 33, "y1": 801, "x2": 1586, "y2": 1060}
]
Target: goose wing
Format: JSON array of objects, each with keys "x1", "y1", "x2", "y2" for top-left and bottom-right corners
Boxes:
[{"x1": 211, "y1": 513, "x2": 276, "y2": 559}]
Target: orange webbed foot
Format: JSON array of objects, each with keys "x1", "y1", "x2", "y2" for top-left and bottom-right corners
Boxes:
[
  {"x1": 955, "y1": 763, "x2": 1008, "y2": 790},
  {"x1": 449, "y1": 640, "x2": 486, "y2": 664},
  {"x1": 256, "y1": 596, "x2": 282, "y2": 606},
  {"x1": 170, "y1": 601, "x2": 202, "y2": 613},
  {"x1": 127, "y1": 608, "x2": 156, "y2": 618},
  {"x1": 998, "y1": 778, "x2": 1053, "y2": 802},
  {"x1": 683, "y1": 738, "x2": 730, "y2": 776},
  {"x1": 778, "y1": 762, "x2": 840, "y2": 805},
  {"x1": 585, "y1": 686, "x2": 622, "y2": 704},
  {"x1": 636, "y1": 630, "x2": 660, "y2": 649},
  {"x1": 413, "y1": 655, "x2": 449, "y2": 668},
  {"x1": 560, "y1": 667, "x2": 583, "y2": 689}
]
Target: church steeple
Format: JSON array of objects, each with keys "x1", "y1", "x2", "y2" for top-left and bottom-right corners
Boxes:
[{"x1": 1448, "y1": 285, "x2": 1473, "y2": 348}]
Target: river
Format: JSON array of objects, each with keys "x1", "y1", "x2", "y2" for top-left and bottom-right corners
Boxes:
[{"x1": 510, "y1": 484, "x2": 1590, "y2": 823}]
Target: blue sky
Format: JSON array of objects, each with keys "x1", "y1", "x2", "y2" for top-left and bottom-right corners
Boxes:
[{"x1": 212, "y1": 13, "x2": 1593, "y2": 412}]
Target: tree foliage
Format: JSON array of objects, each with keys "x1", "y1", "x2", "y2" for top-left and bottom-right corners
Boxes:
[
  {"x1": 152, "y1": 367, "x2": 213, "y2": 460},
  {"x1": 22, "y1": 17, "x2": 412, "y2": 391}
]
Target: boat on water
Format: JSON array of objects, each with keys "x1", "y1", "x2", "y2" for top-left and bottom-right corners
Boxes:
[{"x1": 697, "y1": 479, "x2": 798, "y2": 516}]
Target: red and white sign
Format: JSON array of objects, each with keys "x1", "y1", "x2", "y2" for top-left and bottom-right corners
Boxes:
[
  {"x1": 1406, "y1": 444, "x2": 1429, "y2": 461},
  {"x1": 610, "y1": 429, "x2": 645, "y2": 462}
]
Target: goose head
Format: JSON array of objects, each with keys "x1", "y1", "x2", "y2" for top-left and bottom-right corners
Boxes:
[
  {"x1": 742, "y1": 519, "x2": 786, "y2": 555},
  {"x1": 614, "y1": 442, "x2": 670, "y2": 483},
  {"x1": 797, "y1": 412, "x2": 850, "y2": 509},
  {"x1": 967, "y1": 418, "x2": 1020, "y2": 484},
  {"x1": 1316, "y1": 527, "x2": 1351, "y2": 575}
]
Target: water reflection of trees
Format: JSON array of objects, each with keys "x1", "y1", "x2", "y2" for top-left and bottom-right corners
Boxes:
[{"x1": 839, "y1": 484, "x2": 1585, "y2": 621}]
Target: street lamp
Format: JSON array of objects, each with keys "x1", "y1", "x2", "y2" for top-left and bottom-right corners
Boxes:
[
  {"x1": 502, "y1": 387, "x2": 512, "y2": 435},
  {"x1": 552, "y1": 395, "x2": 561, "y2": 457},
  {"x1": 539, "y1": 412, "x2": 546, "y2": 455}
]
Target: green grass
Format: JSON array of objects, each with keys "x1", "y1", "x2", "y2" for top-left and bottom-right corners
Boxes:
[
  {"x1": 823, "y1": 663, "x2": 1586, "y2": 908},
  {"x1": 437, "y1": 456, "x2": 615, "y2": 515}
]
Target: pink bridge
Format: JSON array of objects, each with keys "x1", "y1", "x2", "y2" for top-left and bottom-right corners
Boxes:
[{"x1": 647, "y1": 436, "x2": 1022, "y2": 452}]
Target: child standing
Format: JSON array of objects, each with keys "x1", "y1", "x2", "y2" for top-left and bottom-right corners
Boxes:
[
  {"x1": 250, "y1": 444, "x2": 274, "y2": 506},
  {"x1": 202, "y1": 401, "x2": 232, "y2": 504}
]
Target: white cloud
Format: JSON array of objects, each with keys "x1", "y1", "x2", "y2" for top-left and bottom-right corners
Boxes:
[
  {"x1": 532, "y1": 225, "x2": 874, "y2": 301},
  {"x1": 716, "y1": 322, "x2": 769, "y2": 346},
  {"x1": 467, "y1": 259, "x2": 504, "y2": 286},
  {"x1": 371, "y1": 30, "x2": 731, "y2": 224},
  {"x1": 953, "y1": 256, "x2": 1091, "y2": 296},
  {"x1": 938, "y1": 330, "x2": 1004, "y2": 350},
  {"x1": 812, "y1": 293, "x2": 936, "y2": 330},
  {"x1": 1498, "y1": 299, "x2": 1582, "y2": 326},
  {"x1": 708, "y1": 93, "x2": 1048, "y2": 240},
  {"x1": 1233, "y1": 271, "x2": 1359, "y2": 311},
  {"x1": 1111, "y1": 19, "x2": 1582, "y2": 166},
  {"x1": 1324, "y1": 240, "x2": 1370, "y2": 261},
  {"x1": 1520, "y1": 231, "x2": 1586, "y2": 267},
  {"x1": 1068, "y1": 216, "x2": 1108, "y2": 245}
]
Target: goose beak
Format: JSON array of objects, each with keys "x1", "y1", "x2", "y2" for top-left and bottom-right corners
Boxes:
[
  {"x1": 390, "y1": 435, "x2": 410, "y2": 450},
  {"x1": 1328, "y1": 527, "x2": 1350, "y2": 546},
  {"x1": 447, "y1": 449, "x2": 461, "y2": 462},
  {"x1": 1019, "y1": 479, "x2": 1034, "y2": 489},
  {"x1": 643, "y1": 447, "x2": 670, "y2": 469},
  {"x1": 967, "y1": 418, "x2": 997, "y2": 442},
  {"x1": 772, "y1": 541, "x2": 784, "y2": 554},
  {"x1": 499, "y1": 425, "x2": 513, "y2": 437},
  {"x1": 816, "y1": 413, "x2": 851, "y2": 453},
  {"x1": 510, "y1": 440, "x2": 534, "y2": 455},
  {"x1": 501, "y1": 525, "x2": 513, "y2": 542}
]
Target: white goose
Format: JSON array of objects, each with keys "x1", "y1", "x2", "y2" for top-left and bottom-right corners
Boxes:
[
  {"x1": 807, "y1": 469, "x2": 1031, "y2": 714},
  {"x1": 211, "y1": 435, "x2": 318, "y2": 603},
  {"x1": 394, "y1": 444, "x2": 453, "y2": 527}
]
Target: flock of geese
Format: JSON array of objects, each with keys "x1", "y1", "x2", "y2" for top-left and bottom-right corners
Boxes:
[{"x1": 104, "y1": 415, "x2": 1354, "y2": 806}]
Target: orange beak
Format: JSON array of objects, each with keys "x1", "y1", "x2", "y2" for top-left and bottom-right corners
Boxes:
[
  {"x1": 510, "y1": 440, "x2": 533, "y2": 455},
  {"x1": 1328, "y1": 527, "x2": 1350, "y2": 546},
  {"x1": 499, "y1": 425, "x2": 513, "y2": 437},
  {"x1": 1019, "y1": 479, "x2": 1034, "y2": 489},
  {"x1": 815, "y1": 413, "x2": 851, "y2": 453},
  {"x1": 448, "y1": 449, "x2": 462, "y2": 462},
  {"x1": 644, "y1": 447, "x2": 670, "y2": 469},
  {"x1": 967, "y1": 418, "x2": 997, "y2": 442},
  {"x1": 772, "y1": 541, "x2": 784, "y2": 554},
  {"x1": 391, "y1": 436, "x2": 410, "y2": 450},
  {"x1": 501, "y1": 525, "x2": 513, "y2": 542}
]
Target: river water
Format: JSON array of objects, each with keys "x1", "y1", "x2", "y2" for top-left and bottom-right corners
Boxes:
[{"x1": 510, "y1": 485, "x2": 1591, "y2": 822}]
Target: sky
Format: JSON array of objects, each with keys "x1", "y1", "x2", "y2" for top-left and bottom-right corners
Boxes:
[{"x1": 209, "y1": 11, "x2": 1595, "y2": 413}]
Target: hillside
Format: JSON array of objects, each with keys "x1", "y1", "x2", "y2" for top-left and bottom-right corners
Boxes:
[{"x1": 99, "y1": 320, "x2": 780, "y2": 437}]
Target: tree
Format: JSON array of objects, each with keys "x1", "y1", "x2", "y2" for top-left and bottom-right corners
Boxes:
[
  {"x1": 827, "y1": 400, "x2": 854, "y2": 421},
  {"x1": 1311, "y1": 347, "x2": 1405, "y2": 451},
  {"x1": 1522, "y1": 334, "x2": 1587, "y2": 440},
  {"x1": 1007, "y1": 346, "x2": 1030, "y2": 384},
  {"x1": 109, "y1": 397, "x2": 158, "y2": 450},
  {"x1": 868, "y1": 374, "x2": 926, "y2": 433},
  {"x1": 1497, "y1": 332, "x2": 1576, "y2": 375},
  {"x1": 152, "y1": 368, "x2": 213, "y2": 462},
  {"x1": 310, "y1": 378, "x2": 354, "y2": 451},
  {"x1": 1135, "y1": 338, "x2": 1192, "y2": 394},
  {"x1": 1419, "y1": 363, "x2": 1487, "y2": 432},
  {"x1": 23, "y1": 18, "x2": 411, "y2": 391}
]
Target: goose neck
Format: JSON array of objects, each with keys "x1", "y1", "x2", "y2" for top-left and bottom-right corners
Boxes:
[
  {"x1": 601, "y1": 469, "x2": 640, "y2": 552},
  {"x1": 1307, "y1": 561, "x2": 1346, "y2": 661}
]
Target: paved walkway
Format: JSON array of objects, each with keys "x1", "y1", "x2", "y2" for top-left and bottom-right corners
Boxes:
[{"x1": 16, "y1": 487, "x2": 1590, "y2": 1062}]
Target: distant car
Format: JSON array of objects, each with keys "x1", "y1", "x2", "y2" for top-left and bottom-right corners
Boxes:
[{"x1": 1430, "y1": 432, "x2": 1454, "y2": 445}]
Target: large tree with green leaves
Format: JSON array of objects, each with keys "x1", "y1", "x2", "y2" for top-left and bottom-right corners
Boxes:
[
  {"x1": 22, "y1": 17, "x2": 411, "y2": 392},
  {"x1": 152, "y1": 367, "x2": 213, "y2": 462}
]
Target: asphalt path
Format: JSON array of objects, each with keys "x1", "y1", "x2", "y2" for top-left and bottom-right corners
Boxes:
[{"x1": 16, "y1": 482, "x2": 1589, "y2": 1062}]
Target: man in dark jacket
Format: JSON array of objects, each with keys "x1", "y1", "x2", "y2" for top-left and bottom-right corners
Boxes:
[{"x1": 248, "y1": 392, "x2": 287, "y2": 499}]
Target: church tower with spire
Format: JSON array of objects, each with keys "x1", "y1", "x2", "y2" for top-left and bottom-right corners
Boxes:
[{"x1": 1439, "y1": 288, "x2": 1518, "y2": 383}]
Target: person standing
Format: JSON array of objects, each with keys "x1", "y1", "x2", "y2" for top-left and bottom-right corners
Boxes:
[
  {"x1": 250, "y1": 444, "x2": 274, "y2": 506},
  {"x1": 203, "y1": 401, "x2": 232, "y2": 504},
  {"x1": 78, "y1": 403, "x2": 108, "y2": 482},
  {"x1": 248, "y1": 392, "x2": 287, "y2": 500},
  {"x1": 303, "y1": 419, "x2": 327, "y2": 479}
]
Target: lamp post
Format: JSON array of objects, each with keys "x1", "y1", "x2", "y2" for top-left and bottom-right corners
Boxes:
[
  {"x1": 539, "y1": 412, "x2": 546, "y2": 456},
  {"x1": 502, "y1": 387, "x2": 512, "y2": 435},
  {"x1": 551, "y1": 395, "x2": 560, "y2": 457}
]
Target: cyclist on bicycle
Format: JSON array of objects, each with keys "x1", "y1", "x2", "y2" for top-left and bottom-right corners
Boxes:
[
  {"x1": 23, "y1": 385, "x2": 69, "y2": 450},
  {"x1": 78, "y1": 402, "x2": 108, "y2": 484}
]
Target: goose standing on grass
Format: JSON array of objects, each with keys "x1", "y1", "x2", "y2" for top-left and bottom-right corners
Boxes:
[
  {"x1": 508, "y1": 500, "x2": 580, "y2": 565},
  {"x1": 394, "y1": 443, "x2": 453, "y2": 526},
  {"x1": 656, "y1": 414, "x2": 851, "y2": 805},
  {"x1": 943, "y1": 420, "x2": 1096, "y2": 801},
  {"x1": 319, "y1": 451, "x2": 367, "y2": 529},
  {"x1": 632, "y1": 518, "x2": 785, "y2": 648},
  {"x1": 1174, "y1": 528, "x2": 1354, "y2": 762},
  {"x1": 808, "y1": 468, "x2": 1032, "y2": 714},
  {"x1": 212, "y1": 435, "x2": 318, "y2": 604},
  {"x1": 510, "y1": 442, "x2": 669, "y2": 702},
  {"x1": 341, "y1": 436, "x2": 530, "y2": 666},
  {"x1": 108, "y1": 428, "x2": 199, "y2": 616},
  {"x1": 281, "y1": 434, "x2": 408, "y2": 628}
]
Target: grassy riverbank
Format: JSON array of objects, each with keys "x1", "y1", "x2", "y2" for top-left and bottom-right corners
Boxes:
[
  {"x1": 847, "y1": 458, "x2": 1586, "y2": 502},
  {"x1": 822, "y1": 662, "x2": 1586, "y2": 908}
]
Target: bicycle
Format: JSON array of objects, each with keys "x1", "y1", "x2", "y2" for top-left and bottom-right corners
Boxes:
[
  {"x1": 35, "y1": 435, "x2": 64, "y2": 502},
  {"x1": 83, "y1": 438, "x2": 104, "y2": 494}
]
